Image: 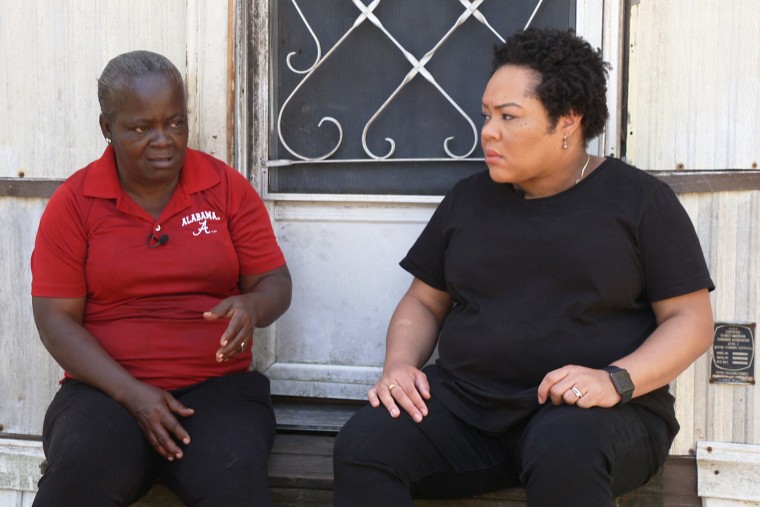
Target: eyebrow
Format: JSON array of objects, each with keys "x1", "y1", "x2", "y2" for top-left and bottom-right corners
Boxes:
[
  {"x1": 123, "y1": 112, "x2": 186, "y2": 123},
  {"x1": 482, "y1": 102, "x2": 524, "y2": 110}
]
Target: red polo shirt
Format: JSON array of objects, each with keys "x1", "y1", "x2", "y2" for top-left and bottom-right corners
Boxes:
[{"x1": 31, "y1": 147, "x2": 286, "y2": 389}]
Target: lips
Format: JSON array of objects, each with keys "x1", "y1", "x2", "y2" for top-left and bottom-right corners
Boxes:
[
  {"x1": 484, "y1": 149, "x2": 502, "y2": 163},
  {"x1": 147, "y1": 154, "x2": 176, "y2": 168}
]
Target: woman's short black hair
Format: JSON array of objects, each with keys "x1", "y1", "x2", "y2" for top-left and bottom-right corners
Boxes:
[
  {"x1": 97, "y1": 50, "x2": 186, "y2": 121},
  {"x1": 492, "y1": 29, "x2": 611, "y2": 142}
]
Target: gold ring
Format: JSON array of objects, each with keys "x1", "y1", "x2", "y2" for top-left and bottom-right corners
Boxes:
[
  {"x1": 388, "y1": 384, "x2": 397, "y2": 391},
  {"x1": 570, "y1": 386, "x2": 583, "y2": 399}
]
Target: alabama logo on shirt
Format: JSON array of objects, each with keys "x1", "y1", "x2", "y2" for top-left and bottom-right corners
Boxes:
[{"x1": 181, "y1": 210, "x2": 221, "y2": 236}]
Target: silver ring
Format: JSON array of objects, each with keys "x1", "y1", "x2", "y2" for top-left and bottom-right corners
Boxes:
[
  {"x1": 570, "y1": 386, "x2": 583, "y2": 399},
  {"x1": 240, "y1": 342, "x2": 245, "y2": 352},
  {"x1": 388, "y1": 384, "x2": 397, "y2": 391}
]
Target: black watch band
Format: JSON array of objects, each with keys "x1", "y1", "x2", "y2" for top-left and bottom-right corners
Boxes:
[{"x1": 602, "y1": 366, "x2": 635, "y2": 404}]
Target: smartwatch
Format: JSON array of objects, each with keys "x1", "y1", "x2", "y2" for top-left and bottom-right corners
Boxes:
[{"x1": 602, "y1": 366, "x2": 634, "y2": 404}]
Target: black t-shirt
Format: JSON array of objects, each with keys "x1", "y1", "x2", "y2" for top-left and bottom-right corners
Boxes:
[{"x1": 401, "y1": 157, "x2": 714, "y2": 434}]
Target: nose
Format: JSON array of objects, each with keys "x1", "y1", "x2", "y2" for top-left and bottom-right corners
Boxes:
[
  {"x1": 150, "y1": 127, "x2": 172, "y2": 146},
  {"x1": 481, "y1": 118, "x2": 499, "y2": 142}
]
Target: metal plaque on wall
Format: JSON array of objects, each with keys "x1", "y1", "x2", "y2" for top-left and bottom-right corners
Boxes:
[{"x1": 710, "y1": 322, "x2": 756, "y2": 385}]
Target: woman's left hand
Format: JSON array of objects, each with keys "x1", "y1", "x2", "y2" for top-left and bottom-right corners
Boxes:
[
  {"x1": 204, "y1": 294, "x2": 257, "y2": 362},
  {"x1": 204, "y1": 266, "x2": 292, "y2": 363},
  {"x1": 537, "y1": 365, "x2": 621, "y2": 408}
]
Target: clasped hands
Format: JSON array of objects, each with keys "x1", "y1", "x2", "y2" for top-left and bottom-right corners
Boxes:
[{"x1": 369, "y1": 364, "x2": 622, "y2": 423}]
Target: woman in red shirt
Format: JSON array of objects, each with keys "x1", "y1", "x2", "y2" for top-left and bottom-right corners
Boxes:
[{"x1": 31, "y1": 50, "x2": 291, "y2": 506}]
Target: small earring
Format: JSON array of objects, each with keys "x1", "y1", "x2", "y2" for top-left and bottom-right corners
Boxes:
[
  {"x1": 105, "y1": 138, "x2": 112, "y2": 144},
  {"x1": 562, "y1": 134, "x2": 568, "y2": 150}
]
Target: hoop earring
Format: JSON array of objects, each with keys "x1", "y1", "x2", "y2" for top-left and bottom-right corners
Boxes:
[{"x1": 562, "y1": 134, "x2": 568, "y2": 150}]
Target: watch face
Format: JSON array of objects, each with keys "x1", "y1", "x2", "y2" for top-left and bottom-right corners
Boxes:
[{"x1": 611, "y1": 370, "x2": 635, "y2": 394}]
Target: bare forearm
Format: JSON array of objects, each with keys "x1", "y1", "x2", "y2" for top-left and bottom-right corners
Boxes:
[
  {"x1": 240, "y1": 266, "x2": 292, "y2": 328},
  {"x1": 614, "y1": 289, "x2": 714, "y2": 398},
  {"x1": 369, "y1": 279, "x2": 451, "y2": 421},
  {"x1": 538, "y1": 290, "x2": 714, "y2": 408},
  {"x1": 384, "y1": 287, "x2": 449, "y2": 370},
  {"x1": 35, "y1": 316, "x2": 141, "y2": 404}
]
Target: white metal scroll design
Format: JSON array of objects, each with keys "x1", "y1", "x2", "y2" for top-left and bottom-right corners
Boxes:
[
  {"x1": 276, "y1": 0, "x2": 544, "y2": 162},
  {"x1": 284, "y1": 0, "x2": 322, "y2": 75}
]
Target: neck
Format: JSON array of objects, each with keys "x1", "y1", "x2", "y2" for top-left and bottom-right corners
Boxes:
[
  {"x1": 514, "y1": 152, "x2": 593, "y2": 199},
  {"x1": 119, "y1": 174, "x2": 180, "y2": 219}
]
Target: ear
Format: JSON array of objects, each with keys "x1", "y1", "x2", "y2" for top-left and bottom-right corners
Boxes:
[
  {"x1": 98, "y1": 114, "x2": 112, "y2": 141},
  {"x1": 559, "y1": 110, "x2": 583, "y2": 139}
]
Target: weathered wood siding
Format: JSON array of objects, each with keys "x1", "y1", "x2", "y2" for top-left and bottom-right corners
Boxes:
[
  {"x1": 0, "y1": 198, "x2": 61, "y2": 436},
  {"x1": 626, "y1": 0, "x2": 760, "y2": 456},
  {"x1": 627, "y1": 0, "x2": 759, "y2": 171}
]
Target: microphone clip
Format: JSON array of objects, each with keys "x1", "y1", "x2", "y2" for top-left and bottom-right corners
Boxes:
[{"x1": 147, "y1": 232, "x2": 170, "y2": 248}]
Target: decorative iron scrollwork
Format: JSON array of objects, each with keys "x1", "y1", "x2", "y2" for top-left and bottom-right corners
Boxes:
[{"x1": 276, "y1": 0, "x2": 545, "y2": 163}]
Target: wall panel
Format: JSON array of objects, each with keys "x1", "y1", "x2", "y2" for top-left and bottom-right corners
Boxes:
[
  {"x1": 0, "y1": 198, "x2": 61, "y2": 436},
  {"x1": 0, "y1": 1, "x2": 188, "y2": 179},
  {"x1": 626, "y1": 0, "x2": 759, "y2": 170},
  {"x1": 671, "y1": 192, "x2": 760, "y2": 454}
]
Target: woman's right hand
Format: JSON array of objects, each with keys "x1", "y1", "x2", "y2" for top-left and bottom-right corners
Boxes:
[
  {"x1": 368, "y1": 278, "x2": 451, "y2": 424},
  {"x1": 368, "y1": 364, "x2": 431, "y2": 423},
  {"x1": 32, "y1": 296, "x2": 196, "y2": 461},
  {"x1": 120, "y1": 382, "x2": 195, "y2": 461}
]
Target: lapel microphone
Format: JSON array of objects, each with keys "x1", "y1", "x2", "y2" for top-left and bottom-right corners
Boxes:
[{"x1": 147, "y1": 232, "x2": 170, "y2": 248}]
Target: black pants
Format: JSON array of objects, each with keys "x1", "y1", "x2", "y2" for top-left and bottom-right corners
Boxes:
[
  {"x1": 333, "y1": 393, "x2": 672, "y2": 507},
  {"x1": 33, "y1": 371, "x2": 275, "y2": 507}
]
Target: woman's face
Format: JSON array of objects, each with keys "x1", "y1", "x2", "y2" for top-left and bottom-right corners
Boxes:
[
  {"x1": 100, "y1": 73, "x2": 188, "y2": 192},
  {"x1": 481, "y1": 65, "x2": 567, "y2": 190}
]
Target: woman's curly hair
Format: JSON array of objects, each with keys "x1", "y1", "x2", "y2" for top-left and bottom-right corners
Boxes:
[{"x1": 493, "y1": 29, "x2": 611, "y2": 142}]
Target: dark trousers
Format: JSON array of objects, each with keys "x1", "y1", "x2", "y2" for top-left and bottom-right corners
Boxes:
[
  {"x1": 333, "y1": 393, "x2": 672, "y2": 507},
  {"x1": 33, "y1": 371, "x2": 275, "y2": 507}
]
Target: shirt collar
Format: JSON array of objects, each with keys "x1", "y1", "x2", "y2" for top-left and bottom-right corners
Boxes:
[{"x1": 82, "y1": 146, "x2": 221, "y2": 198}]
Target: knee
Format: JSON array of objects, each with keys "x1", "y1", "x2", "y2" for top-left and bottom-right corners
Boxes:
[
  {"x1": 38, "y1": 434, "x2": 155, "y2": 506},
  {"x1": 163, "y1": 441, "x2": 272, "y2": 505},
  {"x1": 520, "y1": 410, "x2": 611, "y2": 483},
  {"x1": 47, "y1": 428, "x2": 151, "y2": 473},
  {"x1": 333, "y1": 414, "x2": 370, "y2": 470},
  {"x1": 523, "y1": 431, "x2": 609, "y2": 480},
  {"x1": 333, "y1": 408, "x2": 417, "y2": 505},
  {"x1": 189, "y1": 432, "x2": 272, "y2": 476},
  {"x1": 333, "y1": 407, "x2": 401, "y2": 473}
]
